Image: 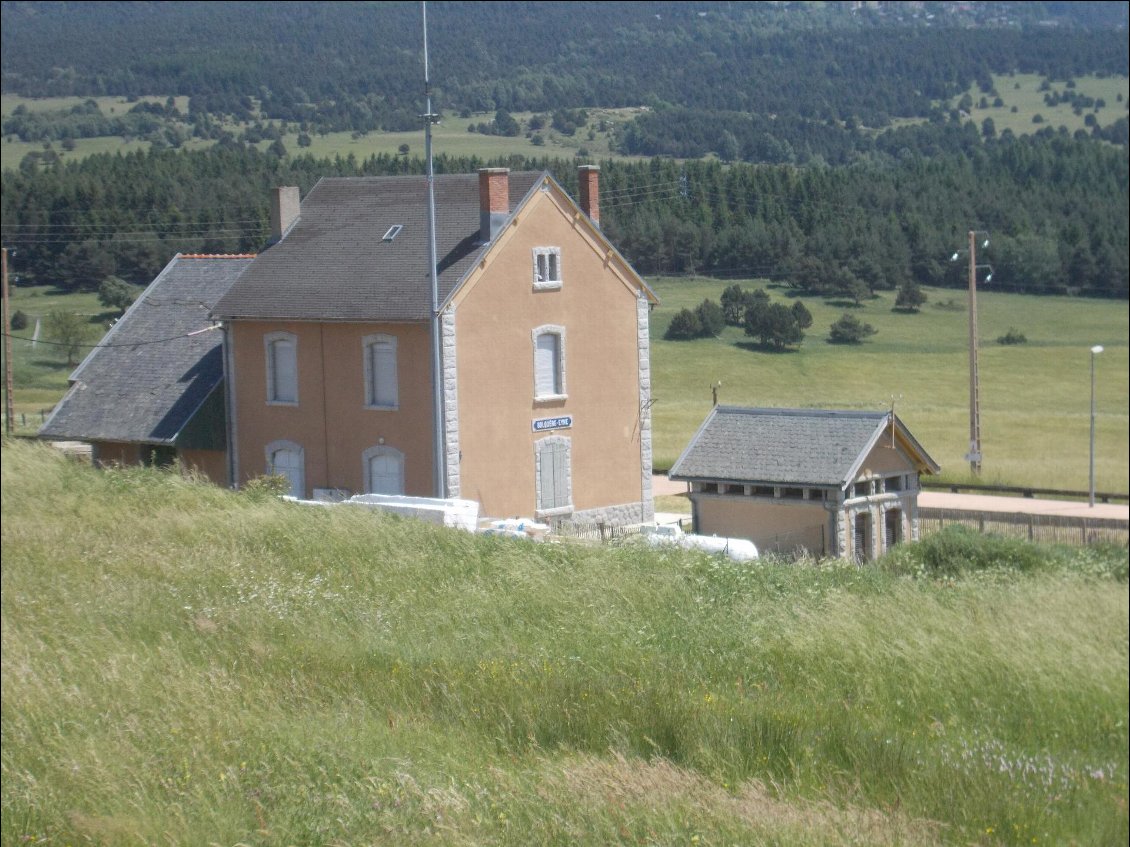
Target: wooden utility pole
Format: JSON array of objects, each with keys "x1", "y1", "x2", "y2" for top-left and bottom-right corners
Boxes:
[{"x1": 2, "y1": 248, "x2": 14, "y2": 435}]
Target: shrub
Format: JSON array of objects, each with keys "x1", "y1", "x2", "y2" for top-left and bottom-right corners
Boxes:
[
  {"x1": 885, "y1": 525, "x2": 1053, "y2": 578},
  {"x1": 694, "y1": 299, "x2": 725, "y2": 336},
  {"x1": 664, "y1": 308, "x2": 702, "y2": 340},
  {"x1": 745, "y1": 301, "x2": 804, "y2": 349},
  {"x1": 997, "y1": 327, "x2": 1027, "y2": 345},
  {"x1": 894, "y1": 281, "x2": 927, "y2": 312},
  {"x1": 827, "y1": 313, "x2": 877, "y2": 344},
  {"x1": 242, "y1": 474, "x2": 292, "y2": 500},
  {"x1": 10, "y1": 309, "x2": 29, "y2": 331},
  {"x1": 790, "y1": 300, "x2": 813, "y2": 329}
]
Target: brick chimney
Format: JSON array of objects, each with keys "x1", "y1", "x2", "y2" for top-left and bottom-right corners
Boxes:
[
  {"x1": 270, "y1": 186, "x2": 300, "y2": 244},
  {"x1": 577, "y1": 165, "x2": 600, "y2": 227},
  {"x1": 478, "y1": 168, "x2": 510, "y2": 243}
]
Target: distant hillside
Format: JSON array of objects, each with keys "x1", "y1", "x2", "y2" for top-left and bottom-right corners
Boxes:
[{"x1": 2, "y1": 1, "x2": 1127, "y2": 141}]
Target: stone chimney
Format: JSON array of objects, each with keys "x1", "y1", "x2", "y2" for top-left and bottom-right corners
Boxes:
[
  {"x1": 478, "y1": 168, "x2": 510, "y2": 243},
  {"x1": 270, "y1": 186, "x2": 300, "y2": 244},
  {"x1": 577, "y1": 165, "x2": 600, "y2": 227}
]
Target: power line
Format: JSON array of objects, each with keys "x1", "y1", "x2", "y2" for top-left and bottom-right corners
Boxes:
[{"x1": 3, "y1": 325, "x2": 219, "y2": 351}]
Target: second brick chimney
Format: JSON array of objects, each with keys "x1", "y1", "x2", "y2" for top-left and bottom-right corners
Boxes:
[
  {"x1": 577, "y1": 165, "x2": 600, "y2": 228},
  {"x1": 478, "y1": 168, "x2": 510, "y2": 243}
]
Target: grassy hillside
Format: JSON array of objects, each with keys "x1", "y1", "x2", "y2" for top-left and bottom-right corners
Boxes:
[
  {"x1": 1, "y1": 439, "x2": 1126, "y2": 845},
  {"x1": 958, "y1": 73, "x2": 1130, "y2": 138},
  {"x1": 1, "y1": 92, "x2": 643, "y2": 172},
  {"x1": 647, "y1": 279, "x2": 1130, "y2": 493},
  {"x1": 1, "y1": 286, "x2": 111, "y2": 428},
  {"x1": 6, "y1": 69, "x2": 1126, "y2": 172}
]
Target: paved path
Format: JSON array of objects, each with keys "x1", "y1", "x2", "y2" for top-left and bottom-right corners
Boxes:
[
  {"x1": 918, "y1": 491, "x2": 1128, "y2": 520},
  {"x1": 653, "y1": 475, "x2": 1128, "y2": 521}
]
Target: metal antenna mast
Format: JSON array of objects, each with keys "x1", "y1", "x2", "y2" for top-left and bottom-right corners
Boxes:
[{"x1": 422, "y1": 1, "x2": 446, "y2": 498}]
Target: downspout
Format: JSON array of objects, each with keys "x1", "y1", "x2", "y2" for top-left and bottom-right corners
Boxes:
[{"x1": 221, "y1": 323, "x2": 239, "y2": 488}]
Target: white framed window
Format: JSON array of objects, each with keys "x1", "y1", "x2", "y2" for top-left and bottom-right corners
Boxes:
[
  {"x1": 533, "y1": 247, "x2": 562, "y2": 291},
  {"x1": 363, "y1": 333, "x2": 398, "y2": 409},
  {"x1": 535, "y1": 436, "x2": 572, "y2": 516},
  {"x1": 532, "y1": 325, "x2": 566, "y2": 401},
  {"x1": 265, "y1": 440, "x2": 305, "y2": 498},
  {"x1": 363, "y1": 445, "x2": 405, "y2": 495},
  {"x1": 265, "y1": 331, "x2": 298, "y2": 405}
]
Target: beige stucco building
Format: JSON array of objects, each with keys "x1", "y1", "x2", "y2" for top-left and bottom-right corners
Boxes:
[
  {"x1": 669, "y1": 406, "x2": 940, "y2": 560},
  {"x1": 212, "y1": 167, "x2": 658, "y2": 525}
]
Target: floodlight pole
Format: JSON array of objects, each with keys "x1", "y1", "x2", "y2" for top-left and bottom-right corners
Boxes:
[
  {"x1": 1090, "y1": 345, "x2": 1103, "y2": 507},
  {"x1": 967, "y1": 230, "x2": 982, "y2": 475}
]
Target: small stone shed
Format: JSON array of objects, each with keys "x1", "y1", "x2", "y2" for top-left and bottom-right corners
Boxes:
[{"x1": 668, "y1": 406, "x2": 940, "y2": 560}]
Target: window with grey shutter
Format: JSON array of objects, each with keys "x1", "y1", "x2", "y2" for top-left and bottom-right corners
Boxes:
[
  {"x1": 364, "y1": 334, "x2": 398, "y2": 409},
  {"x1": 536, "y1": 437, "x2": 572, "y2": 514},
  {"x1": 266, "y1": 333, "x2": 298, "y2": 404},
  {"x1": 367, "y1": 450, "x2": 404, "y2": 494},
  {"x1": 533, "y1": 326, "x2": 566, "y2": 399}
]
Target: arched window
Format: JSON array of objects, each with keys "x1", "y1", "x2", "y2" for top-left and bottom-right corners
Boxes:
[
  {"x1": 363, "y1": 333, "x2": 398, "y2": 409},
  {"x1": 363, "y1": 445, "x2": 405, "y2": 495},
  {"x1": 264, "y1": 332, "x2": 298, "y2": 404},
  {"x1": 265, "y1": 440, "x2": 304, "y2": 498},
  {"x1": 532, "y1": 325, "x2": 566, "y2": 400}
]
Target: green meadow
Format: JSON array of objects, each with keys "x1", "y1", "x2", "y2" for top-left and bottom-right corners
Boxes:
[
  {"x1": 2, "y1": 286, "x2": 111, "y2": 427},
  {"x1": 5, "y1": 71, "x2": 1126, "y2": 172},
  {"x1": 960, "y1": 73, "x2": 1130, "y2": 138},
  {"x1": 1, "y1": 92, "x2": 641, "y2": 172},
  {"x1": 647, "y1": 279, "x2": 1130, "y2": 493},
  {"x1": 1, "y1": 440, "x2": 1126, "y2": 846}
]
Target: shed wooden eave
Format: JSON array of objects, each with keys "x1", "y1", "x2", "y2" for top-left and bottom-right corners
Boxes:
[{"x1": 840, "y1": 413, "x2": 941, "y2": 489}]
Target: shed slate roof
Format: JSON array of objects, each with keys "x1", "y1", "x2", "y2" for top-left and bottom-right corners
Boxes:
[
  {"x1": 668, "y1": 406, "x2": 939, "y2": 489},
  {"x1": 212, "y1": 171, "x2": 544, "y2": 321},
  {"x1": 39, "y1": 255, "x2": 252, "y2": 445}
]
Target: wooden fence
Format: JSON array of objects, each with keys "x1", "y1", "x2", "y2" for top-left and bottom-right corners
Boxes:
[
  {"x1": 919, "y1": 508, "x2": 1128, "y2": 546},
  {"x1": 921, "y1": 480, "x2": 1128, "y2": 504}
]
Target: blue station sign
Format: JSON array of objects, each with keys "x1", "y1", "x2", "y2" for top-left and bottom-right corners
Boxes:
[{"x1": 532, "y1": 415, "x2": 573, "y2": 433}]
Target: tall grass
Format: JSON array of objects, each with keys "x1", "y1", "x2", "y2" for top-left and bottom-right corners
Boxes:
[{"x1": 2, "y1": 439, "x2": 1126, "y2": 845}]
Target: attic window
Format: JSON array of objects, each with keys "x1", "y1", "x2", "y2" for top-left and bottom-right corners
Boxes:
[
  {"x1": 533, "y1": 247, "x2": 562, "y2": 291},
  {"x1": 382, "y1": 225, "x2": 403, "y2": 242}
]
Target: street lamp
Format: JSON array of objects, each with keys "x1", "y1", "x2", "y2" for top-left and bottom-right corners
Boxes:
[
  {"x1": 1090, "y1": 345, "x2": 1103, "y2": 508},
  {"x1": 951, "y1": 231, "x2": 992, "y2": 475}
]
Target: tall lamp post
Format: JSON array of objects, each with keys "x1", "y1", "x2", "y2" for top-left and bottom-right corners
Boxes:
[
  {"x1": 951, "y1": 231, "x2": 991, "y2": 475},
  {"x1": 1089, "y1": 345, "x2": 1103, "y2": 508}
]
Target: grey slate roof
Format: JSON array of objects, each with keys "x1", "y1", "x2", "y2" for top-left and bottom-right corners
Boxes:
[
  {"x1": 212, "y1": 172, "x2": 545, "y2": 321},
  {"x1": 39, "y1": 255, "x2": 252, "y2": 445},
  {"x1": 668, "y1": 406, "x2": 939, "y2": 489}
]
